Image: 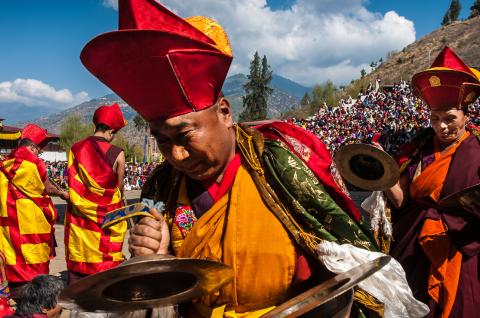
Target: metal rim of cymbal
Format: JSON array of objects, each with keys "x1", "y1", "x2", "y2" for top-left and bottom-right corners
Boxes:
[
  {"x1": 334, "y1": 144, "x2": 400, "y2": 191},
  {"x1": 439, "y1": 183, "x2": 480, "y2": 213},
  {"x1": 58, "y1": 255, "x2": 234, "y2": 313},
  {"x1": 261, "y1": 255, "x2": 391, "y2": 318}
]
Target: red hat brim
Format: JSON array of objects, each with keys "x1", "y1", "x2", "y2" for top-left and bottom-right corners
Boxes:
[
  {"x1": 81, "y1": 30, "x2": 232, "y2": 121},
  {"x1": 412, "y1": 69, "x2": 478, "y2": 110}
]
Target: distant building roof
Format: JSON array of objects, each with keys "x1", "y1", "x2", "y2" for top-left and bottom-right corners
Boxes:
[{"x1": 1, "y1": 125, "x2": 22, "y2": 133}]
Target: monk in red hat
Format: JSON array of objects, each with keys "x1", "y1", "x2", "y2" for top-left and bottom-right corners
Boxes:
[
  {"x1": 79, "y1": 0, "x2": 428, "y2": 317},
  {"x1": 64, "y1": 103, "x2": 128, "y2": 285},
  {"x1": 0, "y1": 124, "x2": 69, "y2": 299},
  {"x1": 377, "y1": 47, "x2": 480, "y2": 317}
]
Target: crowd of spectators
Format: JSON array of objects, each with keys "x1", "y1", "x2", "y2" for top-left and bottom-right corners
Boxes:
[
  {"x1": 291, "y1": 81, "x2": 480, "y2": 156},
  {"x1": 46, "y1": 161, "x2": 68, "y2": 189},
  {"x1": 124, "y1": 162, "x2": 157, "y2": 190},
  {"x1": 44, "y1": 161, "x2": 159, "y2": 191}
]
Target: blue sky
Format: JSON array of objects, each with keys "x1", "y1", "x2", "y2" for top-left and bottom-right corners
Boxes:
[{"x1": 0, "y1": 0, "x2": 476, "y2": 113}]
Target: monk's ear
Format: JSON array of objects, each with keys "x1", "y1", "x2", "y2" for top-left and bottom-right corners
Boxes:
[{"x1": 216, "y1": 97, "x2": 233, "y2": 128}]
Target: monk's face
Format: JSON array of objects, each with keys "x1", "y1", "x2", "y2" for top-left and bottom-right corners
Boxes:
[
  {"x1": 430, "y1": 109, "x2": 467, "y2": 144},
  {"x1": 149, "y1": 98, "x2": 236, "y2": 182}
]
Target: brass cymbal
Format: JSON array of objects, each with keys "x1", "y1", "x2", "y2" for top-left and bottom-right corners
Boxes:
[
  {"x1": 58, "y1": 255, "x2": 233, "y2": 313},
  {"x1": 334, "y1": 144, "x2": 400, "y2": 191},
  {"x1": 439, "y1": 183, "x2": 480, "y2": 217},
  {"x1": 261, "y1": 256, "x2": 391, "y2": 318}
]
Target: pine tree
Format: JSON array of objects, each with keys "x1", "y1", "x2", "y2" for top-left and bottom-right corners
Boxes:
[
  {"x1": 239, "y1": 52, "x2": 273, "y2": 122},
  {"x1": 360, "y1": 69, "x2": 366, "y2": 78},
  {"x1": 442, "y1": 0, "x2": 462, "y2": 25},
  {"x1": 470, "y1": 0, "x2": 480, "y2": 18},
  {"x1": 300, "y1": 92, "x2": 311, "y2": 107}
]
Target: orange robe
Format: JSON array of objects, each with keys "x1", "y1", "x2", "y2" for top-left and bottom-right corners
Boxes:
[
  {"x1": 410, "y1": 132, "x2": 469, "y2": 318},
  {"x1": 170, "y1": 164, "x2": 296, "y2": 316},
  {"x1": 65, "y1": 136, "x2": 126, "y2": 275},
  {"x1": 0, "y1": 147, "x2": 57, "y2": 283}
]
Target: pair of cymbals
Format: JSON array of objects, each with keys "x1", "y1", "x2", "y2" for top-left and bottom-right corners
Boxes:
[
  {"x1": 59, "y1": 253, "x2": 390, "y2": 317},
  {"x1": 335, "y1": 144, "x2": 400, "y2": 191}
]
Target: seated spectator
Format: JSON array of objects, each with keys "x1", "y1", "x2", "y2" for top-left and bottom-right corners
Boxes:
[{"x1": 6, "y1": 275, "x2": 64, "y2": 318}]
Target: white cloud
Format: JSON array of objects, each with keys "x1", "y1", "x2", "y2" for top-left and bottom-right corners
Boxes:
[
  {"x1": 102, "y1": 0, "x2": 118, "y2": 10},
  {"x1": 103, "y1": 0, "x2": 416, "y2": 86},
  {"x1": 0, "y1": 79, "x2": 90, "y2": 109}
]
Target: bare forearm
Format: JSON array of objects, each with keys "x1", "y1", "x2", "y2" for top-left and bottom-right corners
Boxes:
[
  {"x1": 384, "y1": 173, "x2": 409, "y2": 209},
  {"x1": 384, "y1": 183, "x2": 404, "y2": 209}
]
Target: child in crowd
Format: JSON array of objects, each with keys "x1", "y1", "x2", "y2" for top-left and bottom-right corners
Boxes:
[{"x1": 6, "y1": 275, "x2": 64, "y2": 318}]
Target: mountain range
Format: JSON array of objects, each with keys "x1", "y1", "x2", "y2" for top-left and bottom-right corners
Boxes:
[{"x1": 12, "y1": 73, "x2": 310, "y2": 133}]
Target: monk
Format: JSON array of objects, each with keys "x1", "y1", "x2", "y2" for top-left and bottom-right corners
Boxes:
[
  {"x1": 79, "y1": 0, "x2": 427, "y2": 317},
  {"x1": 64, "y1": 103, "x2": 127, "y2": 285},
  {"x1": 380, "y1": 47, "x2": 480, "y2": 317},
  {"x1": 0, "y1": 124, "x2": 68, "y2": 298}
]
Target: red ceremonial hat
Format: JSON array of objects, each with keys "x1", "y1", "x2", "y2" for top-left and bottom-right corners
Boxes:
[
  {"x1": 93, "y1": 103, "x2": 127, "y2": 132},
  {"x1": 412, "y1": 46, "x2": 480, "y2": 110},
  {"x1": 81, "y1": 0, "x2": 233, "y2": 121},
  {"x1": 21, "y1": 124, "x2": 54, "y2": 147}
]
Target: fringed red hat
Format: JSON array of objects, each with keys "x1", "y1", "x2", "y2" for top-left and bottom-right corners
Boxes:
[
  {"x1": 93, "y1": 103, "x2": 127, "y2": 132},
  {"x1": 81, "y1": 0, "x2": 233, "y2": 121},
  {"x1": 412, "y1": 47, "x2": 480, "y2": 110},
  {"x1": 21, "y1": 124, "x2": 54, "y2": 147}
]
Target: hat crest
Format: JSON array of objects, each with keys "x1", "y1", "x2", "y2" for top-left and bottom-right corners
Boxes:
[{"x1": 411, "y1": 46, "x2": 480, "y2": 110}]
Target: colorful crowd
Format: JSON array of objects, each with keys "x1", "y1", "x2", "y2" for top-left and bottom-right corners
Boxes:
[
  {"x1": 291, "y1": 82, "x2": 480, "y2": 155},
  {"x1": 124, "y1": 162, "x2": 157, "y2": 190},
  {"x1": 44, "y1": 161, "x2": 159, "y2": 191}
]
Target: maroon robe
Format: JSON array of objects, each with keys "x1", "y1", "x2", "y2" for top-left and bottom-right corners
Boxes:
[{"x1": 390, "y1": 133, "x2": 480, "y2": 317}]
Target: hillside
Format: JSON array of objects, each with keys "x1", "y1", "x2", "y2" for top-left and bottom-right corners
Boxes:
[{"x1": 364, "y1": 16, "x2": 480, "y2": 85}]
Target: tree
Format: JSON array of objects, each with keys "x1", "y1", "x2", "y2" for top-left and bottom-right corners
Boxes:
[
  {"x1": 470, "y1": 0, "x2": 480, "y2": 18},
  {"x1": 360, "y1": 69, "x2": 367, "y2": 78},
  {"x1": 59, "y1": 114, "x2": 92, "y2": 151},
  {"x1": 112, "y1": 133, "x2": 143, "y2": 162},
  {"x1": 442, "y1": 0, "x2": 461, "y2": 25},
  {"x1": 300, "y1": 92, "x2": 311, "y2": 107},
  {"x1": 239, "y1": 52, "x2": 273, "y2": 122},
  {"x1": 310, "y1": 80, "x2": 337, "y2": 113}
]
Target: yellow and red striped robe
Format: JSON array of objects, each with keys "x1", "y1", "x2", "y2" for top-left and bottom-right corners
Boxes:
[
  {"x1": 65, "y1": 137, "x2": 126, "y2": 275},
  {"x1": 0, "y1": 147, "x2": 57, "y2": 283}
]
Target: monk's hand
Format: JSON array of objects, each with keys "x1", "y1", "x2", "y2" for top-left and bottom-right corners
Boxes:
[{"x1": 128, "y1": 208, "x2": 170, "y2": 256}]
